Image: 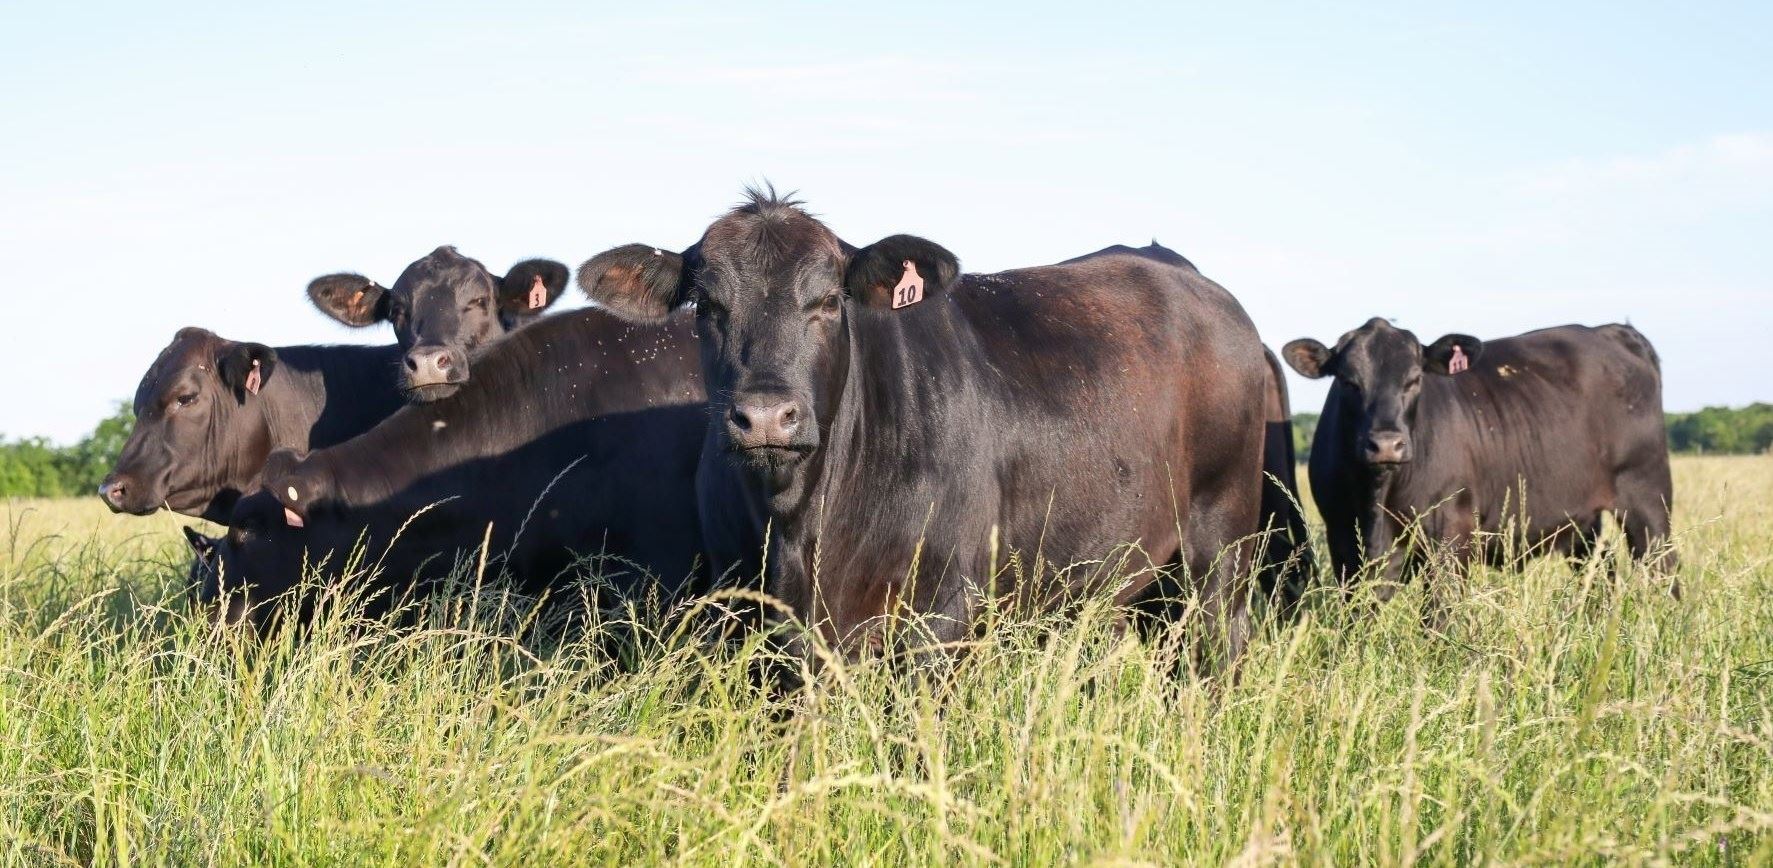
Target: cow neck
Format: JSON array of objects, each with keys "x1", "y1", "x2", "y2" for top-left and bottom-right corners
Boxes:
[{"x1": 793, "y1": 301, "x2": 980, "y2": 543}]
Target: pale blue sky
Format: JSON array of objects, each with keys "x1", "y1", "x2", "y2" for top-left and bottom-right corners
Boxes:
[{"x1": 2, "y1": 1, "x2": 1768, "y2": 441}]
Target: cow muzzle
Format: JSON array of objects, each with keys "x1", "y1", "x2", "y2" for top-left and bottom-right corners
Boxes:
[
  {"x1": 404, "y1": 345, "x2": 468, "y2": 395},
  {"x1": 99, "y1": 472, "x2": 162, "y2": 515},
  {"x1": 726, "y1": 395, "x2": 813, "y2": 458},
  {"x1": 1363, "y1": 430, "x2": 1411, "y2": 466}
]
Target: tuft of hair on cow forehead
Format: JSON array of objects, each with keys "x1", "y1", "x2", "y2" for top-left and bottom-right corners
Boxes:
[{"x1": 706, "y1": 184, "x2": 842, "y2": 268}]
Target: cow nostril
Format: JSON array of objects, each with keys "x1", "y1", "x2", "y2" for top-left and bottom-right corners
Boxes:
[
  {"x1": 434, "y1": 354, "x2": 452, "y2": 370},
  {"x1": 729, "y1": 406, "x2": 753, "y2": 431},
  {"x1": 778, "y1": 404, "x2": 798, "y2": 428},
  {"x1": 405, "y1": 356, "x2": 421, "y2": 373}
]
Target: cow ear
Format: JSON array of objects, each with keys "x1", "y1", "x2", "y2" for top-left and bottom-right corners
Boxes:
[
  {"x1": 307, "y1": 273, "x2": 390, "y2": 327},
  {"x1": 845, "y1": 234, "x2": 960, "y2": 310},
  {"x1": 1282, "y1": 339, "x2": 1334, "y2": 379},
  {"x1": 217, "y1": 343, "x2": 277, "y2": 400},
  {"x1": 498, "y1": 258, "x2": 570, "y2": 322},
  {"x1": 1423, "y1": 334, "x2": 1483, "y2": 375},
  {"x1": 262, "y1": 449, "x2": 325, "y2": 527},
  {"x1": 577, "y1": 244, "x2": 688, "y2": 322},
  {"x1": 183, "y1": 526, "x2": 218, "y2": 560}
]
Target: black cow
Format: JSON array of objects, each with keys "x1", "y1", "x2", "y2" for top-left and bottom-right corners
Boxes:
[
  {"x1": 1282, "y1": 319, "x2": 1676, "y2": 604},
  {"x1": 307, "y1": 246, "x2": 569, "y2": 400},
  {"x1": 190, "y1": 307, "x2": 746, "y2": 631},
  {"x1": 1258, "y1": 346, "x2": 1314, "y2": 613},
  {"x1": 101, "y1": 328, "x2": 405, "y2": 523},
  {"x1": 577, "y1": 189, "x2": 1297, "y2": 668}
]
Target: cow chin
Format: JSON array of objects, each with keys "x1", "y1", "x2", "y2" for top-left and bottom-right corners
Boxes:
[
  {"x1": 406, "y1": 381, "x2": 462, "y2": 403},
  {"x1": 733, "y1": 444, "x2": 811, "y2": 473}
]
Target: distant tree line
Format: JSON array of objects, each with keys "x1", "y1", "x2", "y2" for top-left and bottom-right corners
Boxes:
[
  {"x1": 0, "y1": 404, "x2": 134, "y2": 498},
  {"x1": 1291, "y1": 404, "x2": 1771, "y2": 462}
]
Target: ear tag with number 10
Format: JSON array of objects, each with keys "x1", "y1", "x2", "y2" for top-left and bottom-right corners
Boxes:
[{"x1": 892, "y1": 260, "x2": 924, "y2": 309}]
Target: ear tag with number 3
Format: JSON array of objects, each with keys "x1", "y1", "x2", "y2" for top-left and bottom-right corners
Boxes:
[
  {"x1": 528, "y1": 275, "x2": 548, "y2": 311},
  {"x1": 892, "y1": 260, "x2": 924, "y2": 309}
]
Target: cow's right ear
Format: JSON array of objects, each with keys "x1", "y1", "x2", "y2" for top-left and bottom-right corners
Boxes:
[
  {"x1": 576, "y1": 244, "x2": 688, "y2": 322},
  {"x1": 262, "y1": 449, "x2": 325, "y2": 528},
  {"x1": 307, "y1": 273, "x2": 390, "y2": 327},
  {"x1": 217, "y1": 343, "x2": 277, "y2": 399},
  {"x1": 1282, "y1": 339, "x2": 1334, "y2": 379}
]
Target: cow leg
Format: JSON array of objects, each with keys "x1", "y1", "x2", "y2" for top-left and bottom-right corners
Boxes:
[
  {"x1": 1179, "y1": 477, "x2": 1260, "y2": 674},
  {"x1": 1419, "y1": 510, "x2": 1474, "y2": 630},
  {"x1": 1324, "y1": 514, "x2": 1363, "y2": 597},
  {"x1": 1615, "y1": 468, "x2": 1679, "y2": 598},
  {"x1": 1362, "y1": 510, "x2": 1409, "y2": 604}
]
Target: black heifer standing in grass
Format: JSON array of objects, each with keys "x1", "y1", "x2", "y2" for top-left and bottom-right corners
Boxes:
[
  {"x1": 1283, "y1": 319, "x2": 1677, "y2": 606},
  {"x1": 578, "y1": 189, "x2": 1300, "y2": 669},
  {"x1": 307, "y1": 246, "x2": 569, "y2": 401},
  {"x1": 101, "y1": 327, "x2": 406, "y2": 523},
  {"x1": 188, "y1": 308, "x2": 753, "y2": 631}
]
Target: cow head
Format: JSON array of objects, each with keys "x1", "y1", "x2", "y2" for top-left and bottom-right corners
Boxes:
[
  {"x1": 577, "y1": 189, "x2": 959, "y2": 484},
  {"x1": 102, "y1": 327, "x2": 279, "y2": 517},
  {"x1": 307, "y1": 246, "x2": 568, "y2": 401},
  {"x1": 196, "y1": 475, "x2": 321, "y2": 632},
  {"x1": 1283, "y1": 318, "x2": 1482, "y2": 467}
]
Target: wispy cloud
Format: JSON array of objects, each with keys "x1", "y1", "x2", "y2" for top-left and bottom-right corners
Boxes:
[{"x1": 1511, "y1": 132, "x2": 1773, "y2": 203}]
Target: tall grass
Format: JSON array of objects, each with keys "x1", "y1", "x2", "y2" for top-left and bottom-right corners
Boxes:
[{"x1": 2, "y1": 457, "x2": 1770, "y2": 865}]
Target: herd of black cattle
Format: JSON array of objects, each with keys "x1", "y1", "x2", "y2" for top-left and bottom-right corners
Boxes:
[{"x1": 97, "y1": 188, "x2": 1677, "y2": 666}]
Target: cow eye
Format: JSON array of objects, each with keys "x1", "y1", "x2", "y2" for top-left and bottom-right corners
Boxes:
[
  {"x1": 464, "y1": 297, "x2": 488, "y2": 313},
  {"x1": 174, "y1": 393, "x2": 199, "y2": 407},
  {"x1": 816, "y1": 293, "x2": 842, "y2": 315}
]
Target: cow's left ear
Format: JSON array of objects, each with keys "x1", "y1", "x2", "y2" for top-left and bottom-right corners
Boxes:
[
  {"x1": 844, "y1": 235, "x2": 960, "y2": 310},
  {"x1": 498, "y1": 258, "x2": 570, "y2": 322},
  {"x1": 183, "y1": 526, "x2": 218, "y2": 560},
  {"x1": 1423, "y1": 334, "x2": 1483, "y2": 375},
  {"x1": 217, "y1": 343, "x2": 277, "y2": 400}
]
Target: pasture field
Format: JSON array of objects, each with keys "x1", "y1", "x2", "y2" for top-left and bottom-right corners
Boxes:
[{"x1": 2, "y1": 456, "x2": 1770, "y2": 865}]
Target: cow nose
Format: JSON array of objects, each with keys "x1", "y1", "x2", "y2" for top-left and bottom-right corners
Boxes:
[
  {"x1": 1365, "y1": 431, "x2": 1410, "y2": 464},
  {"x1": 99, "y1": 475, "x2": 130, "y2": 510},
  {"x1": 728, "y1": 398, "x2": 804, "y2": 447},
  {"x1": 405, "y1": 346, "x2": 464, "y2": 385}
]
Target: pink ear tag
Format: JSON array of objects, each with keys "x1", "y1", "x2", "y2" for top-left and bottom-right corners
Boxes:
[
  {"x1": 528, "y1": 275, "x2": 547, "y2": 310},
  {"x1": 892, "y1": 260, "x2": 924, "y2": 309},
  {"x1": 283, "y1": 507, "x2": 304, "y2": 528},
  {"x1": 1448, "y1": 345, "x2": 1469, "y2": 374},
  {"x1": 245, "y1": 359, "x2": 262, "y2": 395}
]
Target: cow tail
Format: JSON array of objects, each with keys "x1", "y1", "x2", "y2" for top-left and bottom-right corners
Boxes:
[{"x1": 1257, "y1": 345, "x2": 1315, "y2": 617}]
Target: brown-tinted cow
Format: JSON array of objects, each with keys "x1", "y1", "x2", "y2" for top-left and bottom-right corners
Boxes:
[
  {"x1": 101, "y1": 328, "x2": 405, "y2": 522},
  {"x1": 578, "y1": 189, "x2": 1298, "y2": 670}
]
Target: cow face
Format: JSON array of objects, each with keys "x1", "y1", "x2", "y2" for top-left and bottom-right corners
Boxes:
[
  {"x1": 308, "y1": 247, "x2": 568, "y2": 401},
  {"x1": 577, "y1": 190, "x2": 959, "y2": 480},
  {"x1": 1283, "y1": 318, "x2": 1483, "y2": 467},
  {"x1": 102, "y1": 328, "x2": 278, "y2": 516}
]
